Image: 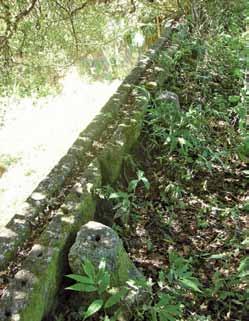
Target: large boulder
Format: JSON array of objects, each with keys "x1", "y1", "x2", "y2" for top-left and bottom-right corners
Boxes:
[
  {"x1": 156, "y1": 90, "x2": 180, "y2": 110},
  {"x1": 68, "y1": 221, "x2": 142, "y2": 286},
  {"x1": 68, "y1": 221, "x2": 147, "y2": 320}
]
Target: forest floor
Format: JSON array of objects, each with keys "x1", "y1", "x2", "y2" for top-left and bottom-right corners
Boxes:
[
  {"x1": 0, "y1": 68, "x2": 120, "y2": 226},
  {"x1": 108, "y1": 23, "x2": 249, "y2": 321},
  {"x1": 117, "y1": 125, "x2": 249, "y2": 321}
]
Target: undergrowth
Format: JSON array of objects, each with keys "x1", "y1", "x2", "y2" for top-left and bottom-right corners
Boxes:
[
  {"x1": 64, "y1": 2, "x2": 249, "y2": 320},
  {"x1": 103, "y1": 4, "x2": 249, "y2": 321}
]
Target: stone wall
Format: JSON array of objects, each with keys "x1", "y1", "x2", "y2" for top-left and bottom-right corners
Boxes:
[{"x1": 0, "y1": 26, "x2": 174, "y2": 321}]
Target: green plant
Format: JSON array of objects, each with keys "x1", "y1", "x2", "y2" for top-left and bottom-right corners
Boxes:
[
  {"x1": 167, "y1": 252, "x2": 202, "y2": 293},
  {"x1": 108, "y1": 170, "x2": 150, "y2": 224},
  {"x1": 129, "y1": 252, "x2": 204, "y2": 321},
  {"x1": 161, "y1": 181, "x2": 185, "y2": 207},
  {"x1": 152, "y1": 293, "x2": 182, "y2": 321},
  {"x1": 66, "y1": 259, "x2": 128, "y2": 320},
  {"x1": 131, "y1": 277, "x2": 183, "y2": 321},
  {"x1": 237, "y1": 136, "x2": 249, "y2": 162},
  {"x1": 202, "y1": 253, "x2": 249, "y2": 316}
]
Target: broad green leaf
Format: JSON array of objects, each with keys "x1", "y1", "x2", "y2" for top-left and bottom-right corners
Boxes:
[
  {"x1": 137, "y1": 170, "x2": 144, "y2": 180},
  {"x1": 109, "y1": 192, "x2": 121, "y2": 199},
  {"x1": 166, "y1": 305, "x2": 181, "y2": 316},
  {"x1": 83, "y1": 299, "x2": 103, "y2": 320},
  {"x1": 177, "y1": 264, "x2": 190, "y2": 276},
  {"x1": 141, "y1": 177, "x2": 150, "y2": 190},
  {"x1": 157, "y1": 293, "x2": 171, "y2": 305},
  {"x1": 129, "y1": 278, "x2": 150, "y2": 289},
  {"x1": 180, "y1": 277, "x2": 202, "y2": 292},
  {"x1": 242, "y1": 202, "x2": 249, "y2": 212},
  {"x1": 233, "y1": 68, "x2": 242, "y2": 77},
  {"x1": 66, "y1": 274, "x2": 94, "y2": 284},
  {"x1": 209, "y1": 253, "x2": 229, "y2": 260},
  {"x1": 238, "y1": 257, "x2": 249, "y2": 277},
  {"x1": 238, "y1": 257, "x2": 249, "y2": 272},
  {"x1": 110, "y1": 191, "x2": 128, "y2": 199},
  {"x1": 104, "y1": 288, "x2": 127, "y2": 309},
  {"x1": 156, "y1": 294, "x2": 182, "y2": 321},
  {"x1": 228, "y1": 95, "x2": 240, "y2": 103},
  {"x1": 151, "y1": 307, "x2": 157, "y2": 321},
  {"x1": 83, "y1": 259, "x2": 95, "y2": 280},
  {"x1": 128, "y1": 179, "x2": 138, "y2": 192},
  {"x1": 158, "y1": 310, "x2": 175, "y2": 321},
  {"x1": 98, "y1": 271, "x2": 110, "y2": 293},
  {"x1": 66, "y1": 283, "x2": 97, "y2": 292},
  {"x1": 242, "y1": 237, "x2": 249, "y2": 246},
  {"x1": 159, "y1": 270, "x2": 165, "y2": 283}
]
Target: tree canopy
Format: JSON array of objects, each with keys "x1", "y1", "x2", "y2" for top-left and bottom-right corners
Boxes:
[
  {"x1": 0, "y1": 0, "x2": 166, "y2": 96},
  {"x1": 0, "y1": 0, "x2": 248, "y2": 96}
]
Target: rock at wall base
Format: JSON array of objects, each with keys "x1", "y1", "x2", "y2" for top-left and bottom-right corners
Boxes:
[
  {"x1": 156, "y1": 90, "x2": 180, "y2": 110},
  {"x1": 68, "y1": 221, "x2": 147, "y2": 320}
]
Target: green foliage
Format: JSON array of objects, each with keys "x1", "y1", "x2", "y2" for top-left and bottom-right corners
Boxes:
[
  {"x1": 167, "y1": 252, "x2": 202, "y2": 293},
  {"x1": 128, "y1": 169, "x2": 150, "y2": 193},
  {"x1": 129, "y1": 251, "x2": 203, "y2": 321},
  {"x1": 123, "y1": 2, "x2": 248, "y2": 320},
  {"x1": 128, "y1": 276, "x2": 183, "y2": 321},
  {"x1": 238, "y1": 257, "x2": 249, "y2": 278},
  {"x1": 153, "y1": 293, "x2": 182, "y2": 321},
  {"x1": 238, "y1": 136, "x2": 249, "y2": 162},
  {"x1": 66, "y1": 259, "x2": 128, "y2": 320},
  {"x1": 102, "y1": 169, "x2": 150, "y2": 225},
  {"x1": 0, "y1": 0, "x2": 170, "y2": 97},
  {"x1": 62, "y1": 2, "x2": 249, "y2": 320},
  {"x1": 84, "y1": 300, "x2": 103, "y2": 320},
  {"x1": 1, "y1": 0, "x2": 248, "y2": 97},
  {"x1": 146, "y1": 6, "x2": 248, "y2": 176}
]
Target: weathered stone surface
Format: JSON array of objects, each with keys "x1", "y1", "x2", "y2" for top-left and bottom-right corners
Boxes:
[
  {"x1": 68, "y1": 221, "x2": 147, "y2": 321},
  {"x1": 68, "y1": 221, "x2": 142, "y2": 286},
  {"x1": 0, "y1": 216, "x2": 31, "y2": 270},
  {"x1": 98, "y1": 91, "x2": 149, "y2": 185},
  {"x1": 156, "y1": 90, "x2": 180, "y2": 110},
  {"x1": 98, "y1": 138, "x2": 125, "y2": 185},
  {"x1": 0, "y1": 160, "x2": 101, "y2": 321},
  {"x1": 123, "y1": 106, "x2": 148, "y2": 151}
]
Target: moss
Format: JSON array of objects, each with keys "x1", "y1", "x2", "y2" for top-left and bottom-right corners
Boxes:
[
  {"x1": 17, "y1": 247, "x2": 61, "y2": 321},
  {"x1": 116, "y1": 245, "x2": 143, "y2": 285},
  {"x1": 0, "y1": 221, "x2": 31, "y2": 270},
  {"x1": 124, "y1": 111, "x2": 146, "y2": 152},
  {"x1": 0, "y1": 161, "x2": 102, "y2": 321},
  {"x1": 98, "y1": 141, "x2": 125, "y2": 184}
]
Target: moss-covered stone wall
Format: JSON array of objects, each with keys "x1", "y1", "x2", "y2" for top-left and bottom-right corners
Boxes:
[{"x1": 0, "y1": 26, "x2": 173, "y2": 321}]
